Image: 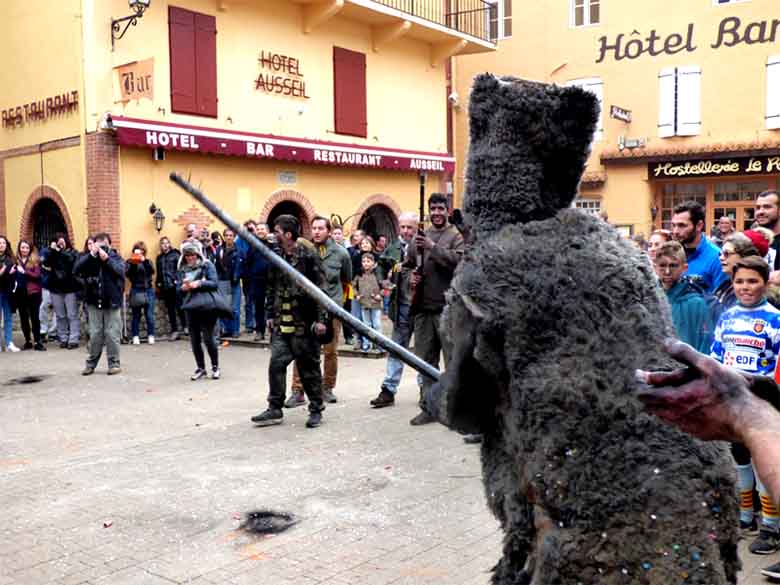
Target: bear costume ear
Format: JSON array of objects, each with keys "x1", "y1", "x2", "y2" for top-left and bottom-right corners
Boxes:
[
  {"x1": 430, "y1": 292, "x2": 503, "y2": 434},
  {"x1": 539, "y1": 84, "x2": 600, "y2": 211},
  {"x1": 464, "y1": 75, "x2": 599, "y2": 236}
]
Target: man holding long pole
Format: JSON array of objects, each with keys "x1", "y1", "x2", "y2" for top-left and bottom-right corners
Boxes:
[{"x1": 250, "y1": 215, "x2": 329, "y2": 429}]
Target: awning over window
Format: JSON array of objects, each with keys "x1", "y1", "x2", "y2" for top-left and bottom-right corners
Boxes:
[{"x1": 109, "y1": 116, "x2": 454, "y2": 173}]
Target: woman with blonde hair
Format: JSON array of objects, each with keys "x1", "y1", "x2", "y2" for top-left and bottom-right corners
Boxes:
[
  {"x1": 647, "y1": 229, "x2": 671, "y2": 262},
  {"x1": 11, "y1": 239, "x2": 45, "y2": 350}
]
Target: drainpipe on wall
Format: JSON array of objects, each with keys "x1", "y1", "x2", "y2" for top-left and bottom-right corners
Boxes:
[{"x1": 445, "y1": 56, "x2": 455, "y2": 208}]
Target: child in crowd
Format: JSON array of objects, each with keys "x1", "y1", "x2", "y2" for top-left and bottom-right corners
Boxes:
[
  {"x1": 353, "y1": 253, "x2": 382, "y2": 352},
  {"x1": 711, "y1": 256, "x2": 780, "y2": 554},
  {"x1": 652, "y1": 240, "x2": 714, "y2": 353}
]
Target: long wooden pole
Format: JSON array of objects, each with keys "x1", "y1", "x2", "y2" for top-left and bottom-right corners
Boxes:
[{"x1": 169, "y1": 172, "x2": 441, "y2": 382}]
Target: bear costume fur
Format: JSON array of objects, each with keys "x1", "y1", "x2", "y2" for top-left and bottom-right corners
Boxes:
[{"x1": 431, "y1": 75, "x2": 740, "y2": 584}]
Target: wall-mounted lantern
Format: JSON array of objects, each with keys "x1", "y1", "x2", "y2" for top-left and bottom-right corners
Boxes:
[{"x1": 112, "y1": 0, "x2": 152, "y2": 51}]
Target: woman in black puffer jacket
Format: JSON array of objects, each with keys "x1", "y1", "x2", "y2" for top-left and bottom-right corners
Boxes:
[{"x1": 126, "y1": 240, "x2": 156, "y2": 345}]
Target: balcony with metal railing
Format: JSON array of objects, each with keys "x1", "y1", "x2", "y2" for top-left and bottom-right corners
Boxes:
[
  {"x1": 290, "y1": 0, "x2": 496, "y2": 62},
  {"x1": 373, "y1": 0, "x2": 492, "y2": 43}
]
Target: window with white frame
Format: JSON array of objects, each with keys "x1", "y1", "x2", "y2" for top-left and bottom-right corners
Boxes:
[
  {"x1": 571, "y1": 0, "x2": 600, "y2": 27},
  {"x1": 575, "y1": 198, "x2": 601, "y2": 215},
  {"x1": 658, "y1": 66, "x2": 702, "y2": 137},
  {"x1": 767, "y1": 56, "x2": 780, "y2": 130},
  {"x1": 487, "y1": 0, "x2": 512, "y2": 41},
  {"x1": 565, "y1": 77, "x2": 604, "y2": 142}
]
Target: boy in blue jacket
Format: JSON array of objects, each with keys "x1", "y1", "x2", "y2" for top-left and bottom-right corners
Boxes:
[{"x1": 653, "y1": 240, "x2": 714, "y2": 353}]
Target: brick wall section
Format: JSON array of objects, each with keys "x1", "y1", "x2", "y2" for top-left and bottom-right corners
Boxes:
[
  {"x1": 173, "y1": 206, "x2": 215, "y2": 239},
  {"x1": 0, "y1": 159, "x2": 5, "y2": 236},
  {"x1": 86, "y1": 131, "x2": 121, "y2": 248},
  {"x1": 259, "y1": 189, "x2": 317, "y2": 238},
  {"x1": 348, "y1": 194, "x2": 401, "y2": 234},
  {"x1": 19, "y1": 185, "x2": 76, "y2": 245}
]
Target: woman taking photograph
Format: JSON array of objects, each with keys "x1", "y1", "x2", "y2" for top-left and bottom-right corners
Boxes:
[
  {"x1": 177, "y1": 242, "x2": 221, "y2": 380},
  {"x1": 11, "y1": 240, "x2": 45, "y2": 351},
  {"x1": 0, "y1": 235, "x2": 19, "y2": 352},
  {"x1": 126, "y1": 241, "x2": 156, "y2": 345}
]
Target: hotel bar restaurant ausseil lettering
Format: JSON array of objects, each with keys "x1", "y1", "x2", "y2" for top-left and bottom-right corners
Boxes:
[
  {"x1": 453, "y1": 0, "x2": 780, "y2": 236},
  {"x1": 1, "y1": 0, "x2": 494, "y2": 253}
]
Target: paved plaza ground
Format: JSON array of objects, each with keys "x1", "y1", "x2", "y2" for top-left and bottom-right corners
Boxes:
[{"x1": 0, "y1": 341, "x2": 777, "y2": 584}]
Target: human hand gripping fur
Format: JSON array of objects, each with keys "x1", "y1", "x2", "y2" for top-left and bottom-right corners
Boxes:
[{"x1": 638, "y1": 338, "x2": 780, "y2": 504}]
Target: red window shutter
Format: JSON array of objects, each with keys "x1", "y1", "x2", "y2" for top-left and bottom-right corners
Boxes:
[
  {"x1": 195, "y1": 13, "x2": 218, "y2": 117},
  {"x1": 169, "y1": 6, "x2": 218, "y2": 118},
  {"x1": 169, "y1": 6, "x2": 197, "y2": 115},
  {"x1": 333, "y1": 47, "x2": 367, "y2": 138}
]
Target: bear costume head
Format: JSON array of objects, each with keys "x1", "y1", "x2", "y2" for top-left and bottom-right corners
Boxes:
[{"x1": 465, "y1": 76, "x2": 598, "y2": 240}]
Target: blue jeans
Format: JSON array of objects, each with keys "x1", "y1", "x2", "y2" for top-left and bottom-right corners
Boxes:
[
  {"x1": 130, "y1": 288, "x2": 156, "y2": 337},
  {"x1": 350, "y1": 298, "x2": 365, "y2": 346},
  {"x1": 242, "y1": 278, "x2": 255, "y2": 331},
  {"x1": 218, "y1": 281, "x2": 241, "y2": 336},
  {"x1": 382, "y1": 303, "x2": 412, "y2": 393},
  {"x1": 0, "y1": 291, "x2": 13, "y2": 346},
  {"x1": 361, "y1": 307, "x2": 382, "y2": 350}
]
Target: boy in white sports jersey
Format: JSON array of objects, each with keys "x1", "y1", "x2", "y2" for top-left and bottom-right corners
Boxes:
[{"x1": 711, "y1": 255, "x2": 780, "y2": 555}]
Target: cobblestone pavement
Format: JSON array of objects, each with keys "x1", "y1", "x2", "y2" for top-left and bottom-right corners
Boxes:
[{"x1": 0, "y1": 341, "x2": 776, "y2": 584}]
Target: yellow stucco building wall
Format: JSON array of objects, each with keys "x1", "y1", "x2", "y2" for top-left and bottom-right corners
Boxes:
[
  {"x1": 1, "y1": 0, "x2": 86, "y2": 245},
  {"x1": 3, "y1": 0, "x2": 494, "y2": 255},
  {"x1": 454, "y1": 0, "x2": 780, "y2": 236}
]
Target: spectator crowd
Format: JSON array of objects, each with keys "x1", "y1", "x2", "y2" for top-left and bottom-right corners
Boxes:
[{"x1": 5, "y1": 189, "x2": 780, "y2": 573}]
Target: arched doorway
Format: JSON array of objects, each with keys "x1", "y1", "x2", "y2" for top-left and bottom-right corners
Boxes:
[
  {"x1": 31, "y1": 198, "x2": 67, "y2": 251},
  {"x1": 358, "y1": 204, "x2": 398, "y2": 241},
  {"x1": 267, "y1": 200, "x2": 309, "y2": 238}
]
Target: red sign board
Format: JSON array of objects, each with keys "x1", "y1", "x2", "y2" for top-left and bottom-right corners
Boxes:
[{"x1": 110, "y1": 116, "x2": 454, "y2": 173}]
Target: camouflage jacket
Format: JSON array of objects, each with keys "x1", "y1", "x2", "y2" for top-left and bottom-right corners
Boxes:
[{"x1": 265, "y1": 241, "x2": 328, "y2": 336}]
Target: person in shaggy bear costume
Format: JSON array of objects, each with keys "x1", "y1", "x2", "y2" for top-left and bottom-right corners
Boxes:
[{"x1": 426, "y1": 75, "x2": 740, "y2": 584}]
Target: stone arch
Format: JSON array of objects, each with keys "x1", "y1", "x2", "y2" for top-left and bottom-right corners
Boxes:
[
  {"x1": 259, "y1": 189, "x2": 317, "y2": 238},
  {"x1": 348, "y1": 194, "x2": 402, "y2": 239},
  {"x1": 19, "y1": 185, "x2": 75, "y2": 250}
]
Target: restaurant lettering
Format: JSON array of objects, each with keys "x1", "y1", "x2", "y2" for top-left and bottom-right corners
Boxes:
[
  {"x1": 650, "y1": 156, "x2": 780, "y2": 179},
  {"x1": 597, "y1": 16, "x2": 780, "y2": 63},
  {"x1": 255, "y1": 51, "x2": 310, "y2": 99},
  {"x1": 2, "y1": 90, "x2": 79, "y2": 128},
  {"x1": 313, "y1": 150, "x2": 382, "y2": 167}
]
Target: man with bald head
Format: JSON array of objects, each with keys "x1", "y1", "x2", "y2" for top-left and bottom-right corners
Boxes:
[{"x1": 370, "y1": 212, "x2": 417, "y2": 408}]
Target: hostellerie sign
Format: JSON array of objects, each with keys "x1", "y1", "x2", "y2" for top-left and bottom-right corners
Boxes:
[
  {"x1": 649, "y1": 155, "x2": 780, "y2": 179},
  {"x1": 110, "y1": 117, "x2": 454, "y2": 173},
  {"x1": 1, "y1": 91, "x2": 79, "y2": 128},
  {"x1": 255, "y1": 51, "x2": 310, "y2": 99}
]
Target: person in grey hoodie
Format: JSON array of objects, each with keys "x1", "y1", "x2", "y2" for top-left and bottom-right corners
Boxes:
[{"x1": 177, "y1": 241, "x2": 221, "y2": 381}]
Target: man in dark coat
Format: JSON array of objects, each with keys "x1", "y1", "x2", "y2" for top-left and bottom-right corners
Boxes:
[
  {"x1": 73, "y1": 232, "x2": 126, "y2": 375},
  {"x1": 156, "y1": 236, "x2": 185, "y2": 340},
  {"x1": 251, "y1": 215, "x2": 328, "y2": 430},
  {"x1": 43, "y1": 233, "x2": 81, "y2": 348}
]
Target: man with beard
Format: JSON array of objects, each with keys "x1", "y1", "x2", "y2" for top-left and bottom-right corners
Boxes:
[
  {"x1": 671, "y1": 200, "x2": 726, "y2": 293},
  {"x1": 405, "y1": 193, "x2": 464, "y2": 425},
  {"x1": 250, "y1": 215, "x2": 328, "y2": 429},
  {"x1": 288, "y1": 216, "x2": 351, "y2": 406},
  {"x1": 755, "y1": 190, "x2": 780, "y2": 282}
]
